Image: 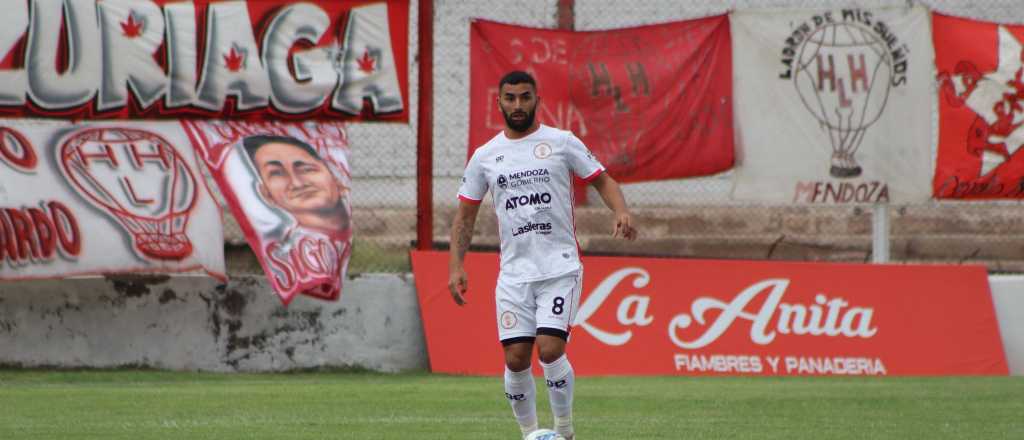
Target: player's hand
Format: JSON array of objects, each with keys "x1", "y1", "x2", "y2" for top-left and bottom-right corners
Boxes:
[
  {"x1": 613, "y1": 211, "x2": 637, "y2": 241},
  {"x1": 448, "y1": 267, "x2": 469, "y2": 306}
]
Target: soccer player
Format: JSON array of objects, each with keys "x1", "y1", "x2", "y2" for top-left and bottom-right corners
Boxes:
[{"x1": 448, "y1": 71, "x2": 637, "y2": 439}]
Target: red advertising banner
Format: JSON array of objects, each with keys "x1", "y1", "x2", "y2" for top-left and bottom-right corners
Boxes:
[
  {"x1": 0, "y1": 1, "x2": 408, "y2": 121},
  {"x1": 185, "y1": 121, "x2": 352, "y2": 305},
  {"x1": 468, "y1": 17, "x2": 733, "y2": 183},
  {"x1": 412, "y1": 251, "x2": 1008, "y2": 376},
  {"x1": 934, "y1": 14, "x2": 1024, "y2": 198}
]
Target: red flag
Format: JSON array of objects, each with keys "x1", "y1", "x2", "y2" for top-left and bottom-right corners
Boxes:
[
  {"x1": 934, "y1": 13, "x2": 1024, "y2": 198},
  {"x1": 469, "y1": 17, "x2": 734, "y2": 183}
]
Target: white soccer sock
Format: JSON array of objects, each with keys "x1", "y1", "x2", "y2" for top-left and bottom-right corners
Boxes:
[
  {"x1": 504, "y1": 365, "x2": 538, "y2": 436},
  {"x1": 541, "y1": 354, "x2": 575, "y2": 438}
]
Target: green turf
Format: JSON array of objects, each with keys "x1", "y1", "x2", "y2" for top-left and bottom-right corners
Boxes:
[{"x1": 0, "y1": 370, "x2": 1021, "y2": 439}]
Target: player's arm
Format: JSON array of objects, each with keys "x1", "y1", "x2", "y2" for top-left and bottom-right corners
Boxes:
[
  {"x1": 448, "y1": 199, "x2": 482, "y2": 305},
  {"x1": 590, "y1": 172, "x2": 637, "y2": 240}
]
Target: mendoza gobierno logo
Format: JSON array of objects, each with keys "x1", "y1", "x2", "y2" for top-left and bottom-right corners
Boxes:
[{"x1": 778, "y1": 9, "x2": 910, "y2": 182}]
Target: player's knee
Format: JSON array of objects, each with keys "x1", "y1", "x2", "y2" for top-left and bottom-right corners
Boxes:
[
  {"x1": 505, "y1": 354, "x2": 531, "y2": 372},
  {"x1": 504, "y1": 346, "x2": 533, "y2": 371},
  {"x1": 537, "y1": 346, "x2": 565, "y2": 364}
]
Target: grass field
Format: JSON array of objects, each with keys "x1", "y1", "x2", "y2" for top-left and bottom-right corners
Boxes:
[{"x1": 1, "y1": 370, "x2": 1021, "y2": 439}]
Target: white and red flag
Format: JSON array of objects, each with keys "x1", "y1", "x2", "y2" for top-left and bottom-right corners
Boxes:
[
  {"x1": 0, "y1": 120, "x2": 225, "y2": 280},
  {"x1": 184, "y1": 121, "x2": 352, "y2": 305},
  {"x1": 731, "y1": 6, "x2": 934, "y2": 204},
  {"x1": 934, "y1": 14, "x2": 1024, "y2": 198},
  {"x1": 0, "y1": 0, "x2": 409, "y2": 121}
]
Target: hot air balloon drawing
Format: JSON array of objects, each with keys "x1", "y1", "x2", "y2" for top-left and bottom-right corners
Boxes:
[
  {"x1": 58, "y1": 127, "x2": 198, "y2": 261},
  {"x1": 793, "y1": 21, "x2": 893, "y2": 178}
]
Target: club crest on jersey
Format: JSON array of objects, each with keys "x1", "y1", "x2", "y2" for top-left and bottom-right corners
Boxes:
[
  {"x1": 534, "y1": 143, "x2": 552, "y2": 159},
  {"x1": 497, "y1": 174, "x2": 508, "y2": 189},
  {"x1": 500, "y1": 311, "x2": 517, "y2": 329}
]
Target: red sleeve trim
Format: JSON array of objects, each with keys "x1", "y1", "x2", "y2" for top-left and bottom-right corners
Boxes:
[
  {"x1": 582, "y1": 168, "x2": 604, "y2": 183},
  {"x1": 458, "y1": 194, "x2": 483, "y2": 205}
]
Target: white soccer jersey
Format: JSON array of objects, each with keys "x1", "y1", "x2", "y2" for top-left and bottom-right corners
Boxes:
[{"x1": 458, "y1": 124, "x2": 605, "y2": 282}]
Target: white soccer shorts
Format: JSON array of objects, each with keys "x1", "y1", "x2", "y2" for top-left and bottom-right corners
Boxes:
[{"x1": 495, "y1": 269, "x2": 583, "y2": 343}]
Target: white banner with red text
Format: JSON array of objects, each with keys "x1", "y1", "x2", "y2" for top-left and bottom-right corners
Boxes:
[
  {"x1": 0, "y1": 0, "x2": 408, "y2": 121},
  {"x1": 412, "y1": 251, "x2": 1008, "y2": 376},
  {"x1": 0, "y1": 120, "x2": 225, "y2": 280},
  {"x1": 730, "y1": 6, "x2": 934, "y2": 204},
  {"x1": 184, "y1": 120, "x2": 352, "y2": 305}
]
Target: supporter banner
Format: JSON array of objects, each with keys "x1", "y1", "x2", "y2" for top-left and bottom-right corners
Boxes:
[
  {"x1": 469, "y1": 17, "x2": 733, "y2": 183},
  {"x1": 412, "y1": 251, "x2": 1008, "y2": 376},
  {"x1": 184, "y1": 121, "x2": 352, "y2": 305},
  {"x1": 934, "y1": 14, "x2": 1024, "y2": 198},
  {"x1": 0, "y1": 120, "x2": 225, "y2": 280},
  {"x1": 731, "y1": 6, "x2": 933, "y2": 204},
  {"x1": 0, "y1": 0, "x2": 408, "y2": 121}
]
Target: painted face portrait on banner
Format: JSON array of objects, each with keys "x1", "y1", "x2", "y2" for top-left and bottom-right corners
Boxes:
[
  {"x1": 184, "y1": 120, "x2": 353, "y2": 305},
  {"x1": 241, "y1": 135, "x2": 351, "y2": 243}
]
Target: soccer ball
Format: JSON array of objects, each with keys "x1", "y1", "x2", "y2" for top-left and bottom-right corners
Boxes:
[{"x1": 525, "y1": 429, "x2": 566, "y2": 440}]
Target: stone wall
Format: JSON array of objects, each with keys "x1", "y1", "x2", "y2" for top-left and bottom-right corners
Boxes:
[{"x1": 0, "y1": 274, "x2": 428, "y2": 373}]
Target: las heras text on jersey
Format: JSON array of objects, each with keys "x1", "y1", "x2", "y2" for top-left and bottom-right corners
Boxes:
[
  {"x1": 511, "y1": 221, "x2": 553, "y2": 237},
  {"x1": 505, "y1": 192, "x2": 552, "y2": 211}
]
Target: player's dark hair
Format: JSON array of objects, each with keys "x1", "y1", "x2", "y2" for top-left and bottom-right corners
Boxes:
[
  {"x1": 243, "y1": 135, "x2": 323, "y2": 164},
  {"x1": 498, "y1": 71, "x2": 536, "y2": 91}
]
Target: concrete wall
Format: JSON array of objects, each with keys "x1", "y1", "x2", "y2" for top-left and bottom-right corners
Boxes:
[
  {"x1": 2, "y1": 273, "x2": 1021, "y2": 375},
  {"x1": 0, "y1": 275, "x2": 428, "y2": 373}
]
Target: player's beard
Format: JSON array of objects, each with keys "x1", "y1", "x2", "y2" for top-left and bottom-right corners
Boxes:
[{"x1": 502, "y1": 107, "x2": 535, "y2": 133}]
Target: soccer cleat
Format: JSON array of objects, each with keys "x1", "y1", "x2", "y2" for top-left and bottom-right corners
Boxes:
[
  {"x1": 554, "y1": 415, "x2": 574, "y2": 440},
  {"x1": 520, "y1": 421, "x2": 539, "y2": 438}
]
